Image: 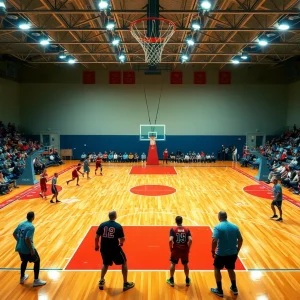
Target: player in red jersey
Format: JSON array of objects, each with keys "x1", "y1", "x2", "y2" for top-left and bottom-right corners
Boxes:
[
  {"x1": 66, "y1": 164, "x2": 84, "y2": 186},
  {"x1": 95, "y1": 155, "x2": 103, "y2": 176},
  {"x1": 39, "y1": 170, "x2": 48, "y2": 199},
  {"x1": 163, "y1": 149, "x2": 168, "y2": 164},
  {"x1": 167, "y1": 216, "x2": 192, "y2": 287}
]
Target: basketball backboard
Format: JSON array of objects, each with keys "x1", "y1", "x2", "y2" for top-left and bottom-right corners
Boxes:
[{"x1": 140, "y1": 124, "x2": 165, "y2": 141}]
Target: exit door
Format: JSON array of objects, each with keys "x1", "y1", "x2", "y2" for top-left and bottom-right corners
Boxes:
[{"x1": 40, "y1": 132, "x2": 60, "y2": 152}]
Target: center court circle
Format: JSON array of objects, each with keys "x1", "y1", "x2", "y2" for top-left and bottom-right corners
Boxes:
[{"x1": 130, "y1": 185, "x2": 176, "y2": 196}]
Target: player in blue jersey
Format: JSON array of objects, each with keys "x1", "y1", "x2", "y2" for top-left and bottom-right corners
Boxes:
[
  {"x1": 95, "y1": 210, "x2": 134, "y2": 292},
  {"x1": 50, "y1": 173, "x2": 60, "y2": 203},
  {"x1": 270, "y1": 178, "x2": 283, "y2": 221},
  {"x1": 13, "y1": 212, "x2": 46, "y2": 287}
]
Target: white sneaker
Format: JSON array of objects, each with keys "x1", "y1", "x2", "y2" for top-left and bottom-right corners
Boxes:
[
  {"x1": 20, "y1": 274, "x2": 29, "y2": 284},
  {"x1": 33, "y1": 279, "x2": 46, "y2": 287}
]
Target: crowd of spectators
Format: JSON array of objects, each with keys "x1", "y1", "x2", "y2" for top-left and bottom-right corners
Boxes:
[{"x1": 240, "y1": 125, "x2": 300, "y2": 195}]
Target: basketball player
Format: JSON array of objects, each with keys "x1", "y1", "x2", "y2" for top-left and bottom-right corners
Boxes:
[
  {"x1": 95, "y1": 210, "x2": 134, "y2": 292},
  {"x1": 95, "y1": 155, "x2": 103, "y2": 175},
  {"x1": 83, "y1": 157, "x2": 91, "y2": 179},
  {"x1": 39, "y1": 169, "x2": 48, "y2": 199},
  {"x1": 163, "y1": 148, "x2": 168, "y2": 164},
  {"x1": 167, "y1": 216, "x2": 192, "y2": 287},
  {"x1": 66, "y1": 163, "x2": 83, "y2": 186},
  {"x1": 13, "y1": 211, "x2": 46, "y2": 287},
  {"x1": 50, "y1": 173, "x2": 60, "y2": 203},
  {"x1": 270, "y1": 178, "x2": 283, "y2": 222}
]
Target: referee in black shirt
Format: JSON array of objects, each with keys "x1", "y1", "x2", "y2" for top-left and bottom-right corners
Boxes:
[{"x1": 95, "y1": 210, "x2": 135, "y2": 291}]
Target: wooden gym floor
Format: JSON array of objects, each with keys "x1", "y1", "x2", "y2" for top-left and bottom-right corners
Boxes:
[{"x1": 0, "y1": 161, "x2": 299, "y2": 300}]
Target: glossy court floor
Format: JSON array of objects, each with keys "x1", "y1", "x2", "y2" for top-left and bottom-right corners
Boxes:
[{"x1": 0, "y1": 161, "x2": 299, "y2": 300}]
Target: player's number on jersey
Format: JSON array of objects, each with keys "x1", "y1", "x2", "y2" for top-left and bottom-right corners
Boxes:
[
  {"x1": 176, "y1": 233, "x2": 186, "y2": 243},
  {"x1": 103, "y1": 226, "x2": 115, "y2": 238}
]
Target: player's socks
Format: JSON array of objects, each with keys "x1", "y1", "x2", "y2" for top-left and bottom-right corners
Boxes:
[
  {"x1": 99, "y1": 279, "x2": 105, "y2": 290},
  {"x1": 186, "y1": 277, "x2": 191, "y2": 286},
  {"x1": 39, "y1": 193, "x2": 43, "y2": 198},
  {"x1": 66, "y1": 181, "x2": 69, "y2": 185},
  {"x1": 20, "y1": 274, "x2": 29, "y2": 284},
  {"x1": 270, "y1": 215, "x2": 278, "y2": 219},
  {"x1": 166, "y1": 278, "x2": 174, "y2": 287},
  {"x1": 276, "y1": 217, "x2": 283, "y2": 222},
  {"x1": 123, "y1": 282, "x2": 135, "y2": 291},
  {"x1": 231, "y1": 280, "x2": 236, "y2": 289}
]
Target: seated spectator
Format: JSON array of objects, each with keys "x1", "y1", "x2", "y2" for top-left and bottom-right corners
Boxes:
[
  {"x1": 108, "y1": 152, "x2": 114, "y2": 162},
  {"x1": 266, "y1": 164, "x2": 286, "y2": 183},
  {"x1": 123, "y1": 152, "x2": 128, "y2": 162},
  {"x1": 118, "y1": 152, "x2": 123, "y2": 162},
  {"x1": 170, "y1": 152, "x2": 176, "y2": 163},
  {"x1": 134, "y1": 153, "x2": 139, "y2": 162},
  {"x1": 251, "y1": 157, "x2": 261, "y2": 169},
  {"x1": 33, "y1": 156, "x2": 45, "y2": 175},
  {"x1": 102, "y1": 152, "x2": 108, "y2": 162},
  {"x1": 184, "y1": 153, "x2": 190, "y2": 162},
  {"x1": 196, "y1": 153, "x2": 201, "y2": 162},
  {"x1": 206, "y1": 153, "x2": 211, "y2": 163},
  {"x1": 128, "y1": 152, "x2": 134, "y2": 163},
  {"x1": 0, "y1": 172, "x2": 9, "y2": 194},
  {"x1": 211, "y1": 153, "x2": 216, "y2": 163},
  {"x1": 200, "y1": 151, "x2": 205, "y2": 163},
  {"x1": 113, "y1": 152, "x2": 118, "y2": 163},
  {"x1": 141, "y1": 152, "x2": 146, "y2": 163}
]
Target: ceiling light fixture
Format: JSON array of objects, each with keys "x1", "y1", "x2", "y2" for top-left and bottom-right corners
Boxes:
[
  {"x1": 186, "y1": 36, "x2": 195, "y2": 46},
  {"x1": 231, "y1": 57, "x2": 240, "y2": 64},
  {"x1": 67, "y1": 56, "x2": 76, "y2": 64},
  {"x1": 258, "y1": 38, "x2": 268, "y2": 46},
  {"x1": 191, "y1": 19, "x2": 201, "y2": 31},
  {"x1": 58, "y1": 51, "x2": 67, "y2": 59},
  {"x1": 40, "y1": 38, "x2": 50, "y2": 46},
  {"x1": 181, "y1": 54, "x2": 189, "y2": 63},
  {"x1": 200, "y1": 1, "x2": 212, "y2": 11},
  {"x1": 99, "y1": 0, "x2": 109, "y2": 10},
  {"x1": 106, "y1": 19, "x2": 115, "y2": 30},
  {"x1": 241, "y1": 52, "x2": 248, "y2": 60},
  {"x1": 112, "y1": 36, "x2": 120, "y2": 46},
  {"x1": 19, "y1": 22, "x2": 31, "y2": 30},
  {"x1": 278, "y1": 22, "x2": 290, "y2": 31},
  {"x1": 0, "y1": 1, "x2": 6, "y2": 8}
]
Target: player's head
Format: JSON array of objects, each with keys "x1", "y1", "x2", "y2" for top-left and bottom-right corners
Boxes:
[
  {"x1": 27, "y1": 211, "x2": 35, "y2": 222},
  {"x1": 78, "y1": 163, "x2": 81, "y2": 166},
  {"x1": 218, "y1": 211, "x2": 227, "y2": 221},
  {"x1": 54, "y1": 172, "x2": 58, "y2": 177},
  {"x1": 175, "y1": 216, "x2": 183, "y2": 225},
  {"x1": 108, "y1": 210, "x2": 117, "y2": 221},
  {"x1": 272, "y1": 178, "x2": 278, "y2": 184}
]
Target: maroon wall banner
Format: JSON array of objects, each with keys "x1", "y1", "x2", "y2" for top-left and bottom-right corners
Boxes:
[
  {"x1": 123, "y1": 71, "x2": 136, "y2": 84},
  {"x1": 82, "y1": 71, "x2": 95, "y2": 84},
  {"x1": 109, "y1": 71, "x2": 122, "y2": 84},
  {"x1": 194, "y1": 71, "x2": 206, "y2": 84},
  {"x1": 219, "y1": 71, "x2": 231, "y2": 84},
  {"x1": 170, "y1": 71, "x2": 183, "y2": 84}
]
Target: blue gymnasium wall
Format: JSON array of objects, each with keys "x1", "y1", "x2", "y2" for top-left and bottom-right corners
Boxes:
[{"x1": 61, "y1": 135, "x2": 246, "y2": 160}]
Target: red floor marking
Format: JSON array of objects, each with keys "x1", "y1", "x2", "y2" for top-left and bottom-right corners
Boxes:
[
  {"x1": 130, "y1": 166, "x2": 177, "y2": 175},
  {"x1": 232, "y1": 167, "x2": 300, "y2": 208},
  {"x1": 65, "y1": 226, "x2": 246, "y2": 271},
  {"x1": 130, "y1": 185, "x2": 176, "y2": 196},
  {"x1": 0, "y1": 165, "x2": 75, "y2": 210},
  {"x1": 19, "y1": 184, "x2": 63, "y2": 200},
  {"x1": 243, "y1": 185, "x2": 274, "y2": 199}
]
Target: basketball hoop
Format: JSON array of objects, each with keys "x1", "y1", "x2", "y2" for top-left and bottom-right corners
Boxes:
[
  {"x1": 130, "y1": 17, "x2": 176, "y2": 66},
  {"x1": 149, "y1": 136, "x2": 156, "y2": 146}
]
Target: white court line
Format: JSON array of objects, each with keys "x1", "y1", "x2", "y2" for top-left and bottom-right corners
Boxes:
[
  {"x1": 63, "y1": 225, "x2": 92, "y2": 270},
  {"x1": 62, "y1": 269, "x2": 249, "y2": 272}
]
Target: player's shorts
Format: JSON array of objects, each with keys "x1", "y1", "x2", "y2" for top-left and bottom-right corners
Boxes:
[
  {"x1": 213, "y1": 254, "x2": 237, "y2": 270},
  {"x1": 96, "y1": 163, "x2": 102, "y2": 168},
  {"x1": 271, "y1": 200, "x2": 282, "y2": 208},
  {"x1": 170, "y1": 248, "x2": 189, "y2": 264},
  {"x1": 19, "y1": 249, "x2": 40, "y2": 263},
  {"x1": 100, "y1": 247, "x2": 127, "y2": 266},
  {"x1": 72, "y1": 171, "x2": 79, "y2": 178},
  {"x1": 40, "y1": 183, "x2": 47, "y2": 193},
  {"x1": 52, "y1": 187, "x2": 58, "y2": 194},
  {"x1": 84, "y1": 166, "x2": 90, "y2": 173}
]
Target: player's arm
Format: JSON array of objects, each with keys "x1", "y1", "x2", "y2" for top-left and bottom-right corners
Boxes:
[
  {"x1": 95, "y1": 226, "x2": 103, "y2": 251},
  {"x1": 13, "y1": 226, "x2": 19, "y2": 241},
  {"x1": 25, "y1": 228, "x2": 35, "y2": 255},
  {"x1": 169, "y1": 228, "x2": 175, "y2": 251},
  {"x1": 118, "y1": 226, "x2": 125, "y2": 246},
  {"x1": 237, "y1": 229, "x2": 243, "y2": 254},
  {"x1": 187, "y1": 230, "x2": 192, "y2": 250},
  {"x1": 211, "y1": 228, "x2": 219, "y2": 258}
]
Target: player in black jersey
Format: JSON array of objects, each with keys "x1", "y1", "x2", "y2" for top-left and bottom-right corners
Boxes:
[{"x1": 95, "y1": 210, "x2": 134, "y2": 291}]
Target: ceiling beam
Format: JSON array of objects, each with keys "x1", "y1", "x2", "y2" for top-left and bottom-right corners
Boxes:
[
  {"x1": 0, "y1": 41, "x2": 298, "y2": 45},
  {"x1": 5, "y1": 52, "x2": 299, "y2": 56},
  {"x1": 6, "y1": 9, "x2": 300, "y2": 15},
  {"x1": 24, "y1": 61, "x2": 277, "y2": 64},
  {"x1": 0, "y1": 27, "x2": 298, "y2": 32}
]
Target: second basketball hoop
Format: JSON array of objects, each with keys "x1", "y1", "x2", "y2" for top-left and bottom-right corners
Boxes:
[{"x1": 130, "y1": 17, "x2": 176, "y2": 66}]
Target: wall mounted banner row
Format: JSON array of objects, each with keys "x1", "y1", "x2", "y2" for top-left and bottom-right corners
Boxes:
[{"x1": 82, "y1": 71, "x2": 231, "y2": 85}]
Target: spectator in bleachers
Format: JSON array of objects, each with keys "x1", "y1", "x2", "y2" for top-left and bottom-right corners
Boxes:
[
  {"x1": 128, "y1": 152, "x2": 134, "y2": 163},
  {"x1": 114, "y1": 152, "x2": 118, "y2": 162},
  {"x1": 141, "y1": 152, "x2": 146, "y2": 163},
  {"x1": 211, "y1": 153, "x2": 216, "y2": 163},
  {"x1": 123, "y1": 152, "x2": 128, "y2": 162},
  {"x1": 134, "y1": 153, "x2": 139, "y2": 162},
  {"x1": 81, "y1": 152, "x2": 87, "y2": 162},
  {"x1": 118, "y1": 152, "x2": 123, "y2": 162},
  {"x1": 266, "y1": 164, "x2": 286, "y2": 183}
]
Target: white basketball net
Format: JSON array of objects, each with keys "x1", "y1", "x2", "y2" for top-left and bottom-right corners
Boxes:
[{"x1": 130, "y1": 18, "x2": 176, "y2": 66}]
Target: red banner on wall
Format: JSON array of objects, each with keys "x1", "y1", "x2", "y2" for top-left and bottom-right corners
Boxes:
[
  {"x1": 170, "y1": 71, "x2": 183, "y2": 84},
  {"x1": 219, "y1": 71, "x2": 231, "y2": 84},
  {"x1": 82, "y1": 71, "x2": 95, "y2": 84},
  {"x1": 109, "y1": 71, "x2": 122, "y2": 84},
  {"x1": 123, "y1": 71, "x2": 135, "y2": 84},
  {"x1": 194, "y1": 71, "x2": 206, "y2": 84}
]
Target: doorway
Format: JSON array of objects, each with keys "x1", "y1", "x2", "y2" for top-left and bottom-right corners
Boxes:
[
  {"x1": 246, "y1": 133, "x2": 266, "y2": 150},
  {"x1": 40, "y1": 132, "x2": 60, "y2": 152}
]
